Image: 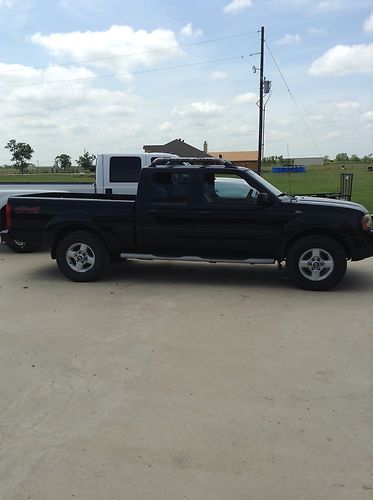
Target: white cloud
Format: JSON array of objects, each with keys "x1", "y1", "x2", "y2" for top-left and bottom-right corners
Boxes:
[
  {"x1": 0, "y1": 62, "x2": 96, "y2": 88},
  {"x1": 363, "y1": 111, "x2": 373, "y2": 121},
  {"x1": 209, "y1": 70, "x2": 228, "y2": 80},
  {"x1": 271, "y1": 0, "x2": 346, "y2": 12},
  {"x1": 309, "y1": 44, "x2": 373, "y2": 75},
  {"x1": 322, "y1": 130, "x2": 341, "y2": 140},
  {"x1": 31, "y1": 25, "x2": 183, "y2": 82},
  {"x1": 159, "y1": 121, "x2": 173, "y2": 131},
  {"x1": 172, "y1": 101, "x2": 224, "y2": 116},
  {"x1": 267, "y1": 129, "x2": 293, "y2": 141},
  {"x1": 0, "y1": 0, "x2": 14, "y2": 6},
  {"x1": 223, "y1": 0, "x2": 252, "y2": 14},
  {"x1": 190, "y1": 102, "x2": 224, "y2": 114},
  {"x1": 180, "y1": 23, "x2": 203, "y2": 39},
  {"x1": 266, "y1": 97, "x2": 370, "y2": 157},
  {"x1": 317, "y1": 0, "x2": 344, "y2": 12},
  {"x1": 277, "y1": 33, "x2": 301, "y2": 45},
  {"x1": 364, "y1": 11, "x2": 373, "y2": 34},
  {"x1": 1, "y1": 17, "x2": 371, "y2": 164},
  {"x1": 318, "y1": 100, "x2": 360, "y2": 112},
  {"x1": 233, "y1": 92, "x2": 257, "y2": 104},
  {"x1": 307, "y1": 27, "x2": 326, "y2": 36},
  {"x1": 308, "y1": 114, "x2": 324, "y2": 122},
  {"x1": 307, "y1": 100, "x2": 362, "y2": 126},
  {"x1": 0, "y1": 61, "x2": 148, "y2": 163},
  {"x1": 335, "y1": 101, "x2": 360, "y2": 110},
  {"x1": 238, "y1": 125, "x2": 251, "y2": 134},
  {"x1": 0, "y1": 63, "x2": 39, "y2": 86},
  {"x1": 167, "y1": 100, "x2": 258, "y2": 151}
]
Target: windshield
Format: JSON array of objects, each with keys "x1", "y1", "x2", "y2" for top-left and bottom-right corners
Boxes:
[{"x1": 248, "y1": 170, "x2": 282, "y2": 197}]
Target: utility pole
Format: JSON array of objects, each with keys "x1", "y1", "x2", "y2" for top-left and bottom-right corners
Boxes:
[{"x1": 257, "y1": 26, "x2": 265, "y2": 176}]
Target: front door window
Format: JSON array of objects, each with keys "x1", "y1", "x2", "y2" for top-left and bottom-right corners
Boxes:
[{"x1": 203, "y1": 173, "x2": 259, "y2": 203}]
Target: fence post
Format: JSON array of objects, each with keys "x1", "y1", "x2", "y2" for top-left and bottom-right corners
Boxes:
[{"x1": 340, "y1": 173, "x2": 353, "y2": 201}]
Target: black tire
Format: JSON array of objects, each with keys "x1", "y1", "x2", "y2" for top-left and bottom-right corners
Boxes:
[
  {"x1": 286, "y1": 235, "x2": 347, "y2": 291},
  {"x1": 4, "y1": 234, "x2": 40, "y2": 253},
  {"x1": 55, "y1": 231, "x2": 109, "y2": 282}
]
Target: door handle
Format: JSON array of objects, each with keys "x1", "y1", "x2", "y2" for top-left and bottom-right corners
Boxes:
[
  {"x1": 199, "y1": 210, "x2": 212, "y2": 215},
  {"x1": 147, "y1": 209, "x2": 158, "y2": 215}
]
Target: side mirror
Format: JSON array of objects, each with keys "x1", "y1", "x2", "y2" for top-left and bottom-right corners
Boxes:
[{"x1": 257, "y1": 192, "x2": 272, "y2": 206}]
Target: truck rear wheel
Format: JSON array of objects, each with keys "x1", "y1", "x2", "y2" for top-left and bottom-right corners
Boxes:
[
  {"x1": 286, "y1": 235, "x2": 347, "y2": 291},
  {"x1": 56, "y1": 231, "x2": 109, "y2": 282},
  {"x1": 4, "y1": 234, "x2": 40, "y2": 253}
]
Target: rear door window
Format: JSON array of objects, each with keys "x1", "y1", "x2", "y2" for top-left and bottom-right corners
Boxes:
[{"x1": 151, "y1": 172, "x2": 192, "y2": 204}]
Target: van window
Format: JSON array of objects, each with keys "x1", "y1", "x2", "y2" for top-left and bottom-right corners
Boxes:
[{"x1": 109, "y1": 157, "x2": 141, "y2": 182}]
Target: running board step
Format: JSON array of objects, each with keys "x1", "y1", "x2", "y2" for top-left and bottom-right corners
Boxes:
[{"x1": 120, "y1": 253, "x2": 274, "y2": 265}]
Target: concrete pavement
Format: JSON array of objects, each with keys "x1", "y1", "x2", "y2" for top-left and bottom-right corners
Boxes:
[{"x1": 0, "y1": 244, "x2": 372, "y2": 499}]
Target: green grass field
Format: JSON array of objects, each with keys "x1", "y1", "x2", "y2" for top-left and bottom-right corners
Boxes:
[
  {"x1": 1, "y1": 163, "x2": 372, "y2": 211},
  {"x1": 263, "y1": 163, "x2": 373, "y2": 212}
]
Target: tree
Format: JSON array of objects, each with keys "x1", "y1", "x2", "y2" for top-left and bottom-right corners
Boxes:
[
  {"x1": 55, "y1": 154, "x2": 72, "y2": 170},
  {"x1": 77, "y1": 151, "x2": 96, "y2": 172},
  {"x1": 362, "y1": 154, "x2": 373, "y2": 162},
  {"x1": 335, "y1": 152, "x2": 349, "y2": 162},
  {"x1": 350, "y1": 154, "x2": 360, "y2": 162},
  {"x1": 5, "y1": 139, "x2": 34, "y2": 173}
]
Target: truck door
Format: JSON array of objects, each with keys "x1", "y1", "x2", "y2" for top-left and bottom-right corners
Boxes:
[
  {"x1": 193, "y1": 172, "x2": 282, "y2": 258},
  {"x1": 138, "y1": 170, "x2": 195, "y2": 253}
]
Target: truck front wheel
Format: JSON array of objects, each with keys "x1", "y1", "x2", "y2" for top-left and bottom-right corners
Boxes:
[
  {"x1": 286, "y1": 235, "x2": 347, "y2": 291},
  {"x1": 56, "y1": 231, "x2": 109, "y2": 282}
]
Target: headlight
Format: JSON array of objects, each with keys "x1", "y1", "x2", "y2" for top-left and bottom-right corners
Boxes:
[{"x1": 361, "y1": 214, "x2": 372, "y2": 230}]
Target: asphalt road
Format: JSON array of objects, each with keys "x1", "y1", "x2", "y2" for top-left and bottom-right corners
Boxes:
[{"x1": 0, "y1": 243, "x2": 372, "y2": 500}]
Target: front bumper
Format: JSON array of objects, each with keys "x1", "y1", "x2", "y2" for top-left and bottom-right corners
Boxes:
[{"x1": 351, "y1": 230, "x2": 373, "y2": 261}]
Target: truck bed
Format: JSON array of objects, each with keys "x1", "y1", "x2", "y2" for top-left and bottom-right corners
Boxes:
[{"x1": 7, "y1": 193, "x2": 137, "y2": 252}]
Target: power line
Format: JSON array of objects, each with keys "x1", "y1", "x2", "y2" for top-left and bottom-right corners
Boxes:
[
  {"x1": 0, "y1": 30, "x2": 259, "y2": 75},
  {"x1": 0, "y1": 53, "x2": 253, "y2": 89},
  {"x1": 265, "y1": 40, "x2": 323, "y2": 157}
]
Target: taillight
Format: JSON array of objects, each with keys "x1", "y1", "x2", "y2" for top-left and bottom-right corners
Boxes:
[{"x1": 5, "y1": 204, "x2": 11, "y2": 229}]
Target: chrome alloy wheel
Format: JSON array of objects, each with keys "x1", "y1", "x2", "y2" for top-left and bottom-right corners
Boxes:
[
  {"x1": 66, "y1": 242, "x2": 96, "y2": 273},
  {"x1": 298, "y1": 248, "x2": 334, "y2": 282}
]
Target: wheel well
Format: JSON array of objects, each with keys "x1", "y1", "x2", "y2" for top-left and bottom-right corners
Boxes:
[
  {"x1": 281, "y1": 229, "x2": 352, "y2": 261},
  {"x1": 50, "y1": 225, "x2": 108, "y2": 258}
]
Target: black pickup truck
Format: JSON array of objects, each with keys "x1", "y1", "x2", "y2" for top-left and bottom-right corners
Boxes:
[{"x1": 3, "y1": 158, "x2": 373, "y2": 290}]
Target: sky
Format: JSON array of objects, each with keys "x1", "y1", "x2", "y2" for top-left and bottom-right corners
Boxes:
[{"x1": 0, "y1": 0, "x2": 372, "y2": 165}]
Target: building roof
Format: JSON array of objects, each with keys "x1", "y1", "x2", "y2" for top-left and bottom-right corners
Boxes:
[
  {"x1": 143, "y1": 139, "x2": 206, "y2": 157},
  {"x1": 208, "y1": 151, "x2": 258, "y2": 161},
  {"x1": 143, "y1": 139, "x2": 258, "y2": 163}
]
